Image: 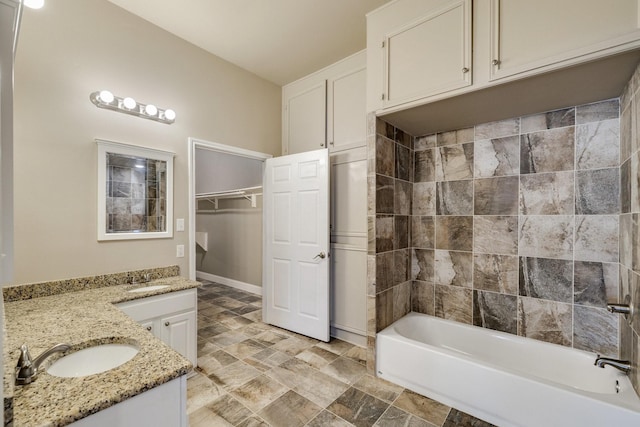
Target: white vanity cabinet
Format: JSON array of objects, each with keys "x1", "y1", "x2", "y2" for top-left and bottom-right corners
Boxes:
[
  {"x1": 282, "y1": 50, "x2": 366, "y2": 155},
  {"x1": 117, "y1": 289, "x2": 197, "y2": 367},
  {"x1": 367, "y1": 0, "x2": 640, "y2": 114}
]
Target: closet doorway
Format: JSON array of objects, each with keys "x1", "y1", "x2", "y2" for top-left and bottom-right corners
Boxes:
[{"x1": 187, "y1": 138, "x2": 271, "y2": 294}]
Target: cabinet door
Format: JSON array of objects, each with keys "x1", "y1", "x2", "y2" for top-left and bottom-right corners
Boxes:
[
  {"x1": 383, "y1": 0, "x2": 472, "y2": 108},
  {"x1": 490, "y1": 0, "x2": 640, "y2": 81},
  {"x1": 284, "y1": 81, "x2": 327, "y2": 155},
  {"x1": 161, "y1": 310, "x2": 197, "y2": 366},
  {"x1": 327, "y1": 67, "x2": 366, "y2": 152},
  {"x1": 140, "y1": 319, "x2": 156, "y2": 337}
]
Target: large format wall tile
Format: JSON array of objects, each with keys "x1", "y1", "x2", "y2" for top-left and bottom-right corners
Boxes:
[
  {"x1": 411, "y1": 216, "x2": 434, "y2": 249},
  {"x1": 435, "y1": 285, "x2": 472, "y2": 324},
  {"x1": 473, "y1": 291, "x2": 517, "y2": 334},
  {"x1": 519, "y1": 257, "x2": 573, "y2": 303},
  {"x1": 573, "y1": 305, "x2": 618, "y2": 357},
  {"x1": 519, "y1": 216, "x2": 574, "y2": 260},
  {"x1": 376, "y1": 215, "x2": 394, "y2": 253},
  {"x1": 519, "y1": 171, "x2": 574, "y2": 215},
  {"x1": 575, "y1": 119, "x2": 620, "y2": 170},
  {"x1": 411, "y1": 280, "x2": 434, "y2": 315},
  {"x1": 476, "y1": 118, "x2": 519, "y2": 140},
  {"x1": 517, "y1": 297, "x2": 572, "y2": 346},
  {"x1": 435, "y1": 144, "x2": 474, "y2": 181},
  {"x1": 576, "y1": 99, "x2": 619, "y2": 124},
  {"x1": 575, "y1": 168, "x2": 620, "y2": 214},
  {"x1": 520, "y1": 127, "x2": 575, "y2": 174},
  {"x1": 412, "y1": 182, "x2": 436, "y2": 216},
  {"x1": 474, "y1": 176, "x2": 519, "y2": 215},
  {"x1": 435, "y1": 250, "x2": 473, "y2": 288},
  {"x1": 394, "y1": 216, "x2": 409, "y2": 250},
  {"x1": 376, "y1": 175, "x2": 394, "y2": 214},
  {"x1": 521, "y1": 107, "x2": 575, "y2": 133},
  {"x1": 435, "y1": 216, "x2": 473, "y2": 251},
  {"x1": 414, "y1": 134, "x2": 436, "y2": 151},
  {"x1": 376, "y1": 136, "x2": 395, "y2": 177},
  {"x1": 436, "y1": 180, "x2": 473, "y2": 215},
  {"x1": 474, "y1": 136, "x2": 520, "y2": 178},
  {"x1": 396, "y1": 144, "x2": 411, "y2": 181},
  {"x1": 574, "y1": 215, "x2": 619, "y2": 262},
  {"x1": 411, "y1": 249, "x2": 435, "y2": 284},
  {"x1": 437, "y1": 128, "x2": 474, "y2": 146},
  {"x1": 473, "y1": 216, "x2": 518, "y2": 255},
  {"x1": 473, "y1": 254, "x2": 518, "y2": 295},
  {"x1": 414, "y1": 149, "x2": 435, "y2": 182},
  {"x1": 395, "y1": 180, "x2": 412, "y2": 215},
  {"x1": 574, "y1": 261, "x2": 618, "y2": 308}
]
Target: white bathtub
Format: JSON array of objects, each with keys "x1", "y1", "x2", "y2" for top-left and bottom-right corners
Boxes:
[{"x1": 376, "y1": 312, "x2": 640, "y2": 427}]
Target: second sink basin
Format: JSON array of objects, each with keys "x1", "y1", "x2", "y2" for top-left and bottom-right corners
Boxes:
[
  {"x1": 47, "y1": 344, "x2": 139, "y2": 378},
  {"x1": 127, "y1": 284, "x2": 169, "y2": 293}
]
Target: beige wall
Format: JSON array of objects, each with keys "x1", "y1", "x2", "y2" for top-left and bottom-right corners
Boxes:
[{"x1": 12, "y1": 0, "x2": 281, "y2": 284}]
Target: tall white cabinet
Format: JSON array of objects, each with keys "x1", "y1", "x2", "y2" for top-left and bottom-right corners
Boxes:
[{"x1": 282, "y1": 51, "x2": 368, "y2": 345}]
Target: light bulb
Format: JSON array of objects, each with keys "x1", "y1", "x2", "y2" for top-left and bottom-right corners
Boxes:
[
  {"x1": 123, "y1": 97, "x2": 136, "y2": 110},
  {"x1": 98, "y1": 90, "x2": 114, "y2": 104},
  {"x1": 164, "y1": 109, "x2": 176, "y2": 121},
  {"x1": 145, "y1": 104, "x2": 158, "y2": 116},
  {"x1": 24, "y1": 0, "x2": 44, "y2": 9}
]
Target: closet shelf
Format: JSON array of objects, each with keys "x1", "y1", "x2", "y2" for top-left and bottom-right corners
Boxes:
[{"x1": 196, "y1": 185, "x2": 262, "y2": 210}]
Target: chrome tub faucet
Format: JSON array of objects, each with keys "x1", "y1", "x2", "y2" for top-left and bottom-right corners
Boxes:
[{"x1": 594, "y1": 355, "x2": 631, "y2": 374}]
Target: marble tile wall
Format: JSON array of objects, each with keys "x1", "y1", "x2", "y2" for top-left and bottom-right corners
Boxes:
[
  {"x1": 409, "y1": 99, "x2": 621, "y2": 357},
  {"x1": 619, "y1": 62, "x2": 640, "y2": 396}
]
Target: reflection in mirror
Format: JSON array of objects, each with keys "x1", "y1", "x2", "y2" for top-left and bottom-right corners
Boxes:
[
  {"x1": 106, "y1": 153, "x2": 167, "y2": 233},
  {"x1": 97, "y1": 140, "x2": 174, "y2": 241}
]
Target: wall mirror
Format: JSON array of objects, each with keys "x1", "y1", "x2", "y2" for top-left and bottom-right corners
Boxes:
[{"x1": 97, "y1": 139, "x2": 174, "y2": 240}]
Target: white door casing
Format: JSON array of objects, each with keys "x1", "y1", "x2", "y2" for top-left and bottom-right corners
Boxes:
[{"x1": 263, "y1": 149, "x2": 330, "y2": 341}]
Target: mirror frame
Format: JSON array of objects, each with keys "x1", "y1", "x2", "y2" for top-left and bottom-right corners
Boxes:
[{"x1": 97, "y1": 139, "x2": 175, "y2": 241}]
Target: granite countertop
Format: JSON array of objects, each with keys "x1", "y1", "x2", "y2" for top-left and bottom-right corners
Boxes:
[{"x1": 3, "y1": 275, "x2": 199, "y2": 427}]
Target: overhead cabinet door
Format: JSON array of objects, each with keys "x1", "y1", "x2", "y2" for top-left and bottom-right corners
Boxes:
[
  {"x1": 285, "y1": 82, "x2": 327, "y2": 155},
  {"x1": 490, "y1": 0, "x2": 640, "y2": 80},
  {"x1": 383, "y1": 0, "x2": 472, "y2": 108}
]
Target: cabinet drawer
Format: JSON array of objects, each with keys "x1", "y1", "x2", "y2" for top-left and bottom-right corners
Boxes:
[{"x1": 117, "y1": 289, "x2": 197, "y2": 322}]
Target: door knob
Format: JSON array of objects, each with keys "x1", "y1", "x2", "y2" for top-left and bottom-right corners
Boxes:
[{"x1": 314, "y1": 252, "x2": 326, "y2": 259}]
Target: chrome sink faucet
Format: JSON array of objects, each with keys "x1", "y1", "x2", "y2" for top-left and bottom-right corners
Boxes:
[
  {"x1": 594, "y1": 355, "x2": 631, "y2": 374},
  {"x1": 15, "y1": 343, "x2": 71, "y2": 385}
]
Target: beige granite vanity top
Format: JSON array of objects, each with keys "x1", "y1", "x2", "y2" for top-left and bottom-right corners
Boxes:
[{"x1": 3, "y1": 274, "x2": 198, "y2": 427}]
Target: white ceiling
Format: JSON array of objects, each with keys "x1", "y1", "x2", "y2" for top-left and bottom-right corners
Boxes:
[{"x1": 107, "y1": 0, "x2": 391, "y2": 86}]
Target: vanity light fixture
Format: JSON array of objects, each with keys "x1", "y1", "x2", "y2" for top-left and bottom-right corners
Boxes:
[{"x1": 89, "y1": 90, "x2": 176, "y2": 124}]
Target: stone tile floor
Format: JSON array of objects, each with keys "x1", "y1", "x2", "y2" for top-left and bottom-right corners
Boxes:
[{"x1": 188, "y1": 281, "x2": 495, "y2": 427}]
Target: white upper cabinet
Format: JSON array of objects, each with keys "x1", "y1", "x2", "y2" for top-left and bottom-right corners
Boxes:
[
  {"x1": 367, "y1": 0, "x2": 640, "y2": 115},
  {"x1": 382, "y1": 0, "x2": 472, "y2": 107},
  {"x1": 284, "y1": 81, "x2": 327, "y2": 155},
  {"x1": 282, "y1": 51, "x2": 366, "y2": 155},
  {"x1": 489, "y1": 0, "x2": 640, "y2": 81}
]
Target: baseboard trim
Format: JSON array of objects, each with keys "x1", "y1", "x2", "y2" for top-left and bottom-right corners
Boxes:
[
  {"x1": 195, "y1": 271, "x2": 262, "y2": 296},
  {"x1": 330, "y1": 326, "x2": 367, "y2": 347}
]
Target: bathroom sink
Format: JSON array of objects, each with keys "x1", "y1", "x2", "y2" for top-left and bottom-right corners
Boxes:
[
  {"x1": 46, "y1": 344, "x2": 138, "y2": 378},
  {"x1": 127, "y1": 284, "x2": 169, "y2": 293}
]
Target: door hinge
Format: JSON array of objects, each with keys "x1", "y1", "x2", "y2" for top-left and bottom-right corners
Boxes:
[
  {"x1": 381, "y1": 40, "x2": 385, "y2": 48},
  {"x1": 381, "y1": 94, "x2": 385, "y2": 101}
]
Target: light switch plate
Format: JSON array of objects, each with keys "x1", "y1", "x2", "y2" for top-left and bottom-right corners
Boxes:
[
  {"x1": 176, "y1": 218, "x2": 185, "y2": 232},
  {"x1": 176, "y1": 244, "x2": 185, "y2": 258}
]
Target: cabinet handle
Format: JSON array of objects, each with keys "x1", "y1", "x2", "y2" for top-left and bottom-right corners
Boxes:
[
  {"x1": 320, "y1": 143, "x2": 324, "y2": 147},
  {"x1": 492, "y1": 59, "x2": 500, "y2": 66},
  {"x1": 165, "y1": 321, "x2": 170, "y2": 326},
  {"x1": 146, "y1": 326, "x2": 152, "y2": 331},
  {"x1": 462, "y1": 67, "x2": 469, "y2": 73}
]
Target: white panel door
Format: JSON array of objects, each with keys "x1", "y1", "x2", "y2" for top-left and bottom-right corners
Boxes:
[{"x1": 264, "y1": 149, "x2": 330, "y2": 341}]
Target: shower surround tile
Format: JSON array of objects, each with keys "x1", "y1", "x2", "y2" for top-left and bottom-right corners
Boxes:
[
  {"x1": 412, "y1": 182, "x2": 436, "y2": 216},
  {"x1": 396, "y1": 144, "x2": 411, "y2": 181},
  {"x1": 412, "y1": 281, "x2": 435, "y2": 315},
  {"x1": 376, "y1": 216, "x2": 394, "y2": 253},
  {"x1": 519, "y1": 257, "x2": 573, "y2": 303},
  {"x1": 575, "y1": 119, "x2": 620, "y2": 170},
  {"x1": 474, "y1": 176, "x2": 519, "y2": 215},
  {"x1": 518, "y1": 216, "x2": 574, "y2": 260},
  {"x1": 473, "y1": 136, "x2": 520, "y2": 178},
  {"x1": 414, "y1": 149, "x2": 435, "y2": 182},
  {"x1": 435, "y1": 285, "x2": 472, "y2": 324},
  {"x1": 574, "y1": 215, "x2": 619, "y2": 262},
  {"x1": 517, "y1": 297, "x2": 572, "y2": 346},
  {"x1": 435, "y1": 143, "x2": 474, "y2": 181},
  {"x1": 573, "y1": 305, "x2": 618, "y2": 357},
  {"x1": 434, "y1": 250, "x2": 473, "y2": 288},
  {"x1": 519, "y1": 171, "x2": 574, "y2": 215},
  {"x1": 411, "y1": 216, "x2": 434, "y2": 249},
  {"x1": 436, "y1": 180, "x2": 473, "y2": 215},
  {"x1": 574, "y1": 261, "x2": 618, "y2": 308},
  {"x1": 521, "y1": 107, "x2": 575, "y2": 133},
  {"x1": 411, "y1": 249, "x2": 435, "y2": 284},
  {"x1": 394, "y1": 216, "x2": 409, "y2": 250},
  {"x1": 473, "y1": 254, "x2": 518, "y2": 295},
  {"x1": 376, "y1": 136, "x2": 395, "y2": 177},
  {"x1": 473, "y1": 216, "x2": 518, "y2": 255},
  {"x1": 576, "y1": 98, "x2": 619, "y2": 124},
  {"x1": 575, "y1": 168, "x2": 620, "y2": 214},
  {"x1": 473, "y1": 291, "x2": 517, "y2": 334},
  {"x1": 475, "y1": 118, "x2": 520, "y2": 139},
  {"x1": 395, "y1": 180, "x2": 412, "y2": 215},
  {"x1": 435, "y1": 216, "x2": 473, "y2": 251},
  {"x1": 437, "y1": 127, "x2": 474, "y2": 146},
  {"x1": 414, "y1": 134, "x2": 436, "y2": 151},
  {"x1": 376, "y1": 175, "x2": 394, "y2": 214},
  {"x1": 520, "y1": 127, "x2": 575, "y2": 174}
]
